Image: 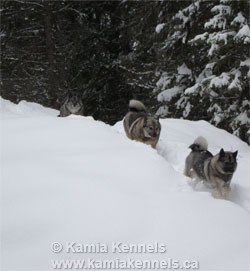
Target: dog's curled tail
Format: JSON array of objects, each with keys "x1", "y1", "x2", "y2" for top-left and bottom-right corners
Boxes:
[
  {"x1": 189, "y1": 136, "x2": 208, "y2": 152},
  {"x1": 129, "y1": 100, "x2": 146, "y2": 113}
]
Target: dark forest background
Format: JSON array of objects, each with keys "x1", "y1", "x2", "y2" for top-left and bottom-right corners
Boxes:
[{"x1": 1, "y1": 0, "x2": 249, "y2": 144}]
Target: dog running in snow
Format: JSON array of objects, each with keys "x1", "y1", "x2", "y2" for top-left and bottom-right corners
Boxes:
[
  {"x1": 123, "y1": 100, "x2": 161, "y2": 148},
  {"x1": 184, "y1": 136, "x2": 238, "y2": 199}
]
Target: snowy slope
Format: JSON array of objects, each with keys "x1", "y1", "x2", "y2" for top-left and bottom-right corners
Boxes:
[{"x1": 1, "y1": 98, "x2": 250, "y2": 271}]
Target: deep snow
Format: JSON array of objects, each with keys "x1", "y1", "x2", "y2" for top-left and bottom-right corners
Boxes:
[{"x1": 1, "y1": 98, "x2": 250, "y2": 271}]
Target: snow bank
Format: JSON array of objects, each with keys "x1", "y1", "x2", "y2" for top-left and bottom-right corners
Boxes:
[
  {"x1": 1, "y1": 98, "x2": 250, "y2": 271},
  {"x1": 0, "y1": 97, "x2": 58, "y2": 118}
]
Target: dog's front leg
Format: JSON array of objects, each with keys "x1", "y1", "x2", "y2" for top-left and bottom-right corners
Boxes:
[
  {"x1": 211, "y1": 178, "x2": 224, "y2": 199},
  {"x1": 212, "y1": 178, "x2": 231, "y2": 200},
  {"x1": 220, "y1": 184, "x2": 231, "y2": 200}
]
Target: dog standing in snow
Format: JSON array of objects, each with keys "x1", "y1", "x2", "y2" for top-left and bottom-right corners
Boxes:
[
  {"x1": 123, "y1": 100, "x2": 161, "y2": 148},
  {"x1": 59, "y1": 92, "x2": 84, "y2": 117},
  {"x1": 184, "y1": 136, "x2": 238, "y2": 199}
]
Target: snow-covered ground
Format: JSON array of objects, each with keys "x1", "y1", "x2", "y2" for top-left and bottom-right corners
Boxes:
[{"x1": 1, "y1": 98, "x2": 250, "y2": 271}]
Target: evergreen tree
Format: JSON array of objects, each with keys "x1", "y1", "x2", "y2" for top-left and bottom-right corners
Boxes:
[{"x1": 154, "y1": 0, "x2": 250, "y2": 144}]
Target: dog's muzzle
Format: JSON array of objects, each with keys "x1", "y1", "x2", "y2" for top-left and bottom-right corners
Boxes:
[
  {"x1": 224, "y1": 165, "x2": 236, "y2": 173},
  {"x1": 143, "y1": 130, "x2": 153, "y2": 138}
]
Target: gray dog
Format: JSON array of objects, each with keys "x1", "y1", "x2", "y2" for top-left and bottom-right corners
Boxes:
[
  {"x1": 184, "y1": 136, "x2": 238, "y2": 199},
  {"x1": 123, "y1": 100, "x2": 161, "y2": 148},
  {"x1": 59, "y1": 92, "x2": 83, "y2": 117}
]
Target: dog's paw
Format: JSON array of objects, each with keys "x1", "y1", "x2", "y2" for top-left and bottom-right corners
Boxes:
[
  {"x1": 222, "y1": 189, "x2": 231, "y2": 200},
  {"x1": 212, "y1": 189, "x2": 223, "y2": 199},
  {"x1": 212, "y1": 187, "x2": 231, "y2": 200}
]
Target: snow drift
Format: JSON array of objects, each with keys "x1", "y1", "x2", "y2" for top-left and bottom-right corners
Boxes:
[{"x1": 1, "y1": 98, "x2": 249, "y2": 271}]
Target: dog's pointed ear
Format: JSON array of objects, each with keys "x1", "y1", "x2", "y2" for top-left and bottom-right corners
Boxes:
[
  {"x1": 154, "y1": 115, "x2": 160, "y2": 120},
  {"x1": 233, "y1": 150, "x2": 238, "y2": 158},
  {"x1": 189, "y1": 143, "x2": 196, "y2": 150},
  {"x1": 219, "y1": 148, "x2": 225, "y2": 157},
  {"x1": 68, "y1": 91, "x2": 73, "y2": 98}
]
